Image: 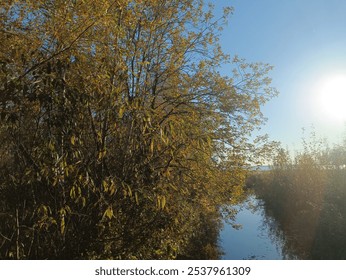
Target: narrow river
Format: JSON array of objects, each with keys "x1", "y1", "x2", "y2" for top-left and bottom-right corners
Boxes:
[{"x1": 219, "y1": 195, "x2": 285, "y2": 260}]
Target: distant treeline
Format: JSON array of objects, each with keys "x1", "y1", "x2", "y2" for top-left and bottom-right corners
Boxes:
[{"x1": 247, "y1": 133, "x2": 346, "y2": 259}]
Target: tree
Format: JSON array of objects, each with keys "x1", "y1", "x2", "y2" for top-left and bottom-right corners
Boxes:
[{"x1": 0, "y1": 0, "x2": 277, "y2": 259}]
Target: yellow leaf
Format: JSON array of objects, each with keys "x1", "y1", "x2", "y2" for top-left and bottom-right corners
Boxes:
[
  {"x1": 98, "y1": 150, "x2": 107, "y2": 160},
  {"x1": 109, "y1": 183, "x2": 116, "y2": 195},
  {"x1": 169, "y1": 183, "x2": 178, "y2": 191},
  {"x1": 127, "y1": 185, "x2": 132, "y2": 197},
  {"x1": 65, "y1": 206, "x2": 72, "y2": 214},
  {"x1": 157, "y1": 196, "x2": 161, "y2": 209},
  {"x1": 71, "y1": 135, "x2": 76, "y2": 145},
  {"x1": 150, "y1": 139, "x2": 154, "y2": 154},
  {"x1": 161, "y1": 196, "x2": 166, "y2": 210},
  {"x1": 81, "y1": 197, "x2": 86, "y2": 207},
  {"x1": 118, "y1": 106, "x2": 125, "y2": 118},
  {"x1": 135, "y1": 192, "x2": 139, "y2": 205},
  {"x1": 102, "y1": 180, "x2": 108, "y2": 192},
  {"x1": 48, "y1": 141, "x2": 54, "y2": 151},
  {"x1": 60, "y1": 214, "x2": 65, "y2": 235},
  {"x1": 70, "y1": 186, "x2": 76, "y2": 199},
  {"x1": 103, "y1": 206, "x2": 113, "y2": 220}
]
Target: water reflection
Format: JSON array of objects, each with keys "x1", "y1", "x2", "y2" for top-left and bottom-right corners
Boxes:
[{"x1": 219, "y1": 195, "x2": 285, "y2": 260}]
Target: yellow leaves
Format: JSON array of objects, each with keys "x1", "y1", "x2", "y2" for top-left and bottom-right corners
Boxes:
[
  {"x1": 101, "y1": 180, "x2": 107, "y2": 191},
  {"x1": 109, "y1": 184, "x2": 116, "y2": 196},
  {"x1": 140, "y1": 60, "x2": 150, "y2": 67},
  {"x1": 70, "y1": 135, "x2": 76, "y2": 145},
  {"x1": 102, "y1": 206, "x2": 114, "y2": 220},
  {"x1": 121, "y1": 181, "x2": 133, "y2": 198},
  {"x1": 164, "y1": 168, "x2": 170, "y2": 177},
  {"x1": 69, "y1": 186, "x2": 78, "y2": 199},
  {"x1": 0, "y1": 0, "x2": 278, "y2": 260},
  {"x1": 198, "y1": 60, "x2": 206, "y2": 69},
  {"x1": 76, "y1": 196, "x2": 87, "y2": 208},
  {"x1": 102, "y1": 179, "x2": 117, "y2": 196},
  {"x1": 36, "y1": 204, "x2": 57, "y2": 231},
  {"x1": 118, "y1": 105, "x2": 125, "y2": 119},
  {"x1": 59, "y1": 208, "x2": 66, "y2": 235},
  {"x1": 160, "y1": 128, "x2": 169, "y2": 145},
  {"x1": 161, "y1": 196, "x2": 166, "y2": 210},
  {"x1": 69, "y1": 185, "x2": 86, "y2": 207},
  {"x1": 48, "y1": 141, "x2": 55, "y2": 151},
  {"x1": 127, "y1": 184, "x2": 133, "y2": 197},
  {"x1": 37, "y1": 204, "x2": 50, "y2": 217},
  {"x1": 149, "y1": 138, "x2": 154, "y2": 154},
  {"x1": 98, "y1": 149, "x2": 107, "y2": 160},
  {"x1": 169, "y1": 183, "x2": 178, "y2": 191},
  {"x1": 156, "y1": 195, "x2": 167, "y2": 210}
]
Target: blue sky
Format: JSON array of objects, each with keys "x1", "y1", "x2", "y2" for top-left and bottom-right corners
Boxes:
[{"x1": 213, "y1": 0, "x2": 346, "y2": 151}]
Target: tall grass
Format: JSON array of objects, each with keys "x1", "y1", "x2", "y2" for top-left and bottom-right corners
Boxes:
[{"x1": 247, "y1": 134, "x2": 346, "y2": 259}]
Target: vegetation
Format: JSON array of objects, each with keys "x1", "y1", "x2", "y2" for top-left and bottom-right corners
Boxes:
[
  {"x1": 247, "y1": 131, "x2": 346, "y2": 259},
  {"x1": 0, "y1": 0, "x2": 276, "y2": 259}
]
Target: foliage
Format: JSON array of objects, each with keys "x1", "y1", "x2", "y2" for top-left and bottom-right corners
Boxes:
[
  {"x1": 0, "y1": 0, "x2": 276, "y2": 259},
  {"x1": 248, "y1": 132, "x2": 346, "y2": 259}
]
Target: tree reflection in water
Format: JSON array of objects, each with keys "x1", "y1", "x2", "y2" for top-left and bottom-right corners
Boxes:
[{"x1": 219, "y1": 194, "x2": 291, "y2": 260}]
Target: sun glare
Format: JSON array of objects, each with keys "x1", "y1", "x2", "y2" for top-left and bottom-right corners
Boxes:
[{"x1": 317, "y1": 74, "x2": 346, "y2": 122}]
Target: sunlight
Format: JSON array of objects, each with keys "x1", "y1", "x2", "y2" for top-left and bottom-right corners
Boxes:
[{"x1": 317, "y1": 74, "x2": 346, "y2": 122}]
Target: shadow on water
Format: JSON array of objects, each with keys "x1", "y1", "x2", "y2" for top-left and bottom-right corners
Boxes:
[{"x1": 219, "y1": 194, "x2": 296, "y2": 260}]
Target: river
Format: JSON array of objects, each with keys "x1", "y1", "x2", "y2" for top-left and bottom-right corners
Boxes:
[{"x1": 219, "y1": 194, "x2": 285, "y2": 260}]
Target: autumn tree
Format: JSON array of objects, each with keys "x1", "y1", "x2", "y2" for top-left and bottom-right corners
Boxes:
[{"x1": 0, "y1": 0, "x2": 277, "y2": 259}]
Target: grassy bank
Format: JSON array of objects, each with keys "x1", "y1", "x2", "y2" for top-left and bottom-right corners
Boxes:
[{"x1": 247, "y1": 144, "x2": 346, "y2": 259}]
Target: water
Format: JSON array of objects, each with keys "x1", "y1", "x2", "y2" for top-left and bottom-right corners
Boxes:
[{"x1": 219, "y1": 195, "x2": 284, "y2": 260}]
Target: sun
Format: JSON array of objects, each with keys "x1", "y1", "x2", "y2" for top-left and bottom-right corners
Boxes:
[{"x1": 317, "y1": 74, "x2": 346, "y2": 122}]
